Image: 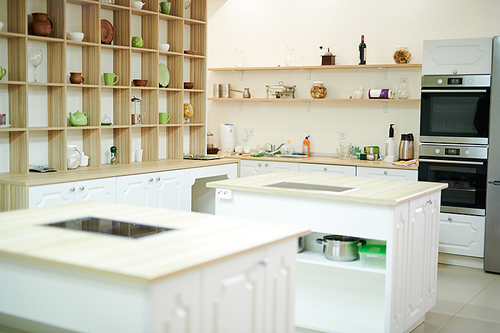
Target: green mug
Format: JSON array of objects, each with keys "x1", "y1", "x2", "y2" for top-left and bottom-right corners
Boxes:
[
  {"x1": 160, "y1": 2, "x2": 171, "y2": 15},
  {"x1": 159, "y1": 112, "x2": 170, "y2": 124},
  {"x1": 0, "y1": 66, "x2": 6, "y2": 80},
  {"x1": 103, "y1": 73, "x2": 119, "y2": 86},
  {"x1": 132, "y1": 36, "x2": 144, "y2": 48}
]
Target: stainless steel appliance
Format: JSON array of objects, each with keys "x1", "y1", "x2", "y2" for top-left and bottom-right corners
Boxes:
[
  {"x1": 485, "y1": 36, "x2": 500, "y2": 273},
  {"x1": 399, "y1": 133, "x2": 414, "y2": 160}
]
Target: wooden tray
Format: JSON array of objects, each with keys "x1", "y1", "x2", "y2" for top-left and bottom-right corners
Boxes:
[{"x1": 101, "y1": 19, "x2": 115, "y2": 44}]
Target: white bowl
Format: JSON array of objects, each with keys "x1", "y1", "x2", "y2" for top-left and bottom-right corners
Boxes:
[
  {"x1": 67, "y1": 32, "x2": 84, "y2": 42},
  {"x1": 132, "y1": 1, "x2": 145, "y2": 9},
  {"x1": 0, "y1": 22, "x2": 4, "y2": 31},
  {"x1": 159, "y1": 43, "x2": 170, "y2": 52}
]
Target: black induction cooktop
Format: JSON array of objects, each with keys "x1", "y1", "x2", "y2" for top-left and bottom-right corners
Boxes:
[{"x1": 43, "y1": 217, "x2": 175, "y2": 239}]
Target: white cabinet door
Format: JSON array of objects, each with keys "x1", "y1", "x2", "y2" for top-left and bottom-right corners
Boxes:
[
  {"x1": 116, "y1": 173, "x2": 155, "y2": 207},
  {"x1": 155, "y1": 170, "x2": 185, "y2": 210},
  {"x1": 29, "y1": 182, "x2": 76, "y2": 209},
  {"x1": 439, "y1": 213, "x2": 485, "y2": 257},
  {"x1": 299, "y1": 163, "x2": 356, "y2": 176},
  {"x1": 76, "y1": 178, "x2": 116, "y2": 203},
  {"x1": 240, "y1": 160, "x2": 264, "y2": 177},
  {"x1": 357, "y1": 167, "x2": 418, "y2": 181},
  {"x1": 264, "y1": 161, "x2": 299, "y2": 173},
  {"x1": 240, "y1": 160, "x2": 299, "y2": 177},
  {"x1": 422, "y1": 37, "x2": 493, "y2": 75}
]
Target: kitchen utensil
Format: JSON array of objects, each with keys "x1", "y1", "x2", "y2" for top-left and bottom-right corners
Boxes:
[
  {"x1": 266, "y1": 81, "x2": 296, "y2": 99},
  {"x1": 66, "y1": 32, "x2": 84, "y2": 41},
  {"x1": 316, "y1": 235, "x2": 366, "y2": 261},
  {"x1": 320, "y1": 47, "x2": 336, "y2": 65},
  {"x1": 133, "y1": 79, "x2": 148, "y2": 87},
  {"x1": 0, "y1": 67, "x2": 6, "y2": 80},
  {"x1": 213, "y1": 84, "x2": 222, "y2": 98},
  {"x1": 132, "y1": 36, "x2": 144, "y2": 48},
  {"x1": 69, "y1": 110, "x2": 87, "y2": 126},
  {"x1": 229, "y1": 88, "x2": 251, "y2": 98},
  {"x1": 131, "y1": 96, "x2": 146, "y2": 125},
  {"x1": 159, "y1": 63, "x2": 170, "y2": 87},
  {"x1": 104, "y1": 73, "x2": 119, "y2": 86},
  {"x1": 184, "y1": 82, "x2": 195, "y2": 89},
  {"x1": 159, "y1": 43, "x2": 170, "y2": 51},
  {"x1": 159, "y1": 112, "x2": 170, "y2": 124},
  {"x1": 69, "y1": 72, "x2": 84, "y2": 84},
  {"x1": 29, "y1": 13, "x2": 54, "y2": 37},
  {"x1": 398, "y1": 133, "x2": 414, "y2": 161},
  {"x1": 160, "y1": 2, "x2": 171, "y2": 14},
  {"x1": 222, "y1": 84, "x2": 230, "y2": 98},
  {"x1": 132, "y1": 1, "x2": 145, "y2": 9},
  {"x1": 184, "y1": 103, "x2": 193, "y2": 123},
  {"x1": 28, "y1": 48, "x2": 43, "y2": 82},
  {"x1": 100, "y1": 19, "x2": 115, "y2": 44},
  {"x1": 353, "y1": 86, "x2": 365, "y2": 99}
]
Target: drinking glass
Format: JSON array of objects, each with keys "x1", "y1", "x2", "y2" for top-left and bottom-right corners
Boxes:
[
  {"x1": 28, "y1": 48, "x2": 43, "y2": 82},
  {"x1": 184, "y1": 0, "x2": 191, "y2": 17}
]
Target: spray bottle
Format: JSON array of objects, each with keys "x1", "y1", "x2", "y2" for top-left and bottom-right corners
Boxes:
[
  {"x1": 302, "y1": 136, "x2": 311, "y2": 156},
  {"x1": 385, "y1": 124, "x2": 395, "y2": 162}
]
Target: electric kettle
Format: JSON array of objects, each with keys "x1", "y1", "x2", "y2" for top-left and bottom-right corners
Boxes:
[{"x1": 398, "y1": 133, "x2": 414, "y2": 161}]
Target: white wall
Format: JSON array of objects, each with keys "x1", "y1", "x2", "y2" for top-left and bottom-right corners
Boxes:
[{"x1": 206, "y1": 0, "x2": 500, "y2": 156}]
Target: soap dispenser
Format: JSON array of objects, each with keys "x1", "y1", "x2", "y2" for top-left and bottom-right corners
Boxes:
[{"x1": 385, "y1": 124, "x2": 395, "y2": 162}]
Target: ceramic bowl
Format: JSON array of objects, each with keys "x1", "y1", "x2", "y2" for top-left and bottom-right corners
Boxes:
[
  {"x1": 67, "y1": 32, "x2": 84, "y2": 41},
  {"x1": 131, "y1": 1, "x2": 145, "y2": 9},
  {"x1": 184, "y1": 82, "x2": 195, "y2": 89},
  {"x1": 159, "y1": 43, "x2": 170, "y2": 52},
  {"x1": 133, "y1": 79, "x2": 148, "y2": 87}
]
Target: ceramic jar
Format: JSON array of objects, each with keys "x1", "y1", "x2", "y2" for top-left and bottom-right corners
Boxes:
[
  {"x1": 30, "y1": 13, "x2": 54, "y2": 37},
  {"x1": 69, "y1": 72, "x2": 84, "y2": 84}
]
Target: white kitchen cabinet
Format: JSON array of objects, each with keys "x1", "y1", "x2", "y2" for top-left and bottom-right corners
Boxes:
[
  {"x1": 357, "y1": 166, "x2": 418, "y2": 181},
  {"x1": 240, "y1": 160, "x2": 299, "y2": 177},
  {"x1": 438, "y1": 213, "x2": 485, "y2": 257},
  {"x1": 116, "y1": 170, "x2": 184, "y2": 210},
  {"x1": 422, "y1": 37, "x2": 492, "y2": 75},
  {"x1": 299, "y1": 163, "x2": 356, "y2": 176},
  {"x1": 29, "y1": 178, "x2": 116, "y2": 209}
]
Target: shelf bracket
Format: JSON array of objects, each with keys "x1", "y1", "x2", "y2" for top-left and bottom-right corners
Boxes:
[
  {"x1": 379, "y1": 102, "x2": 388, "y2": 113},
  {"x1": 300, "y1": 101, "x2": 311, "y2": 112},
  {"x1": 378, "y1": 67, "x2": 389, "y2": 80}
]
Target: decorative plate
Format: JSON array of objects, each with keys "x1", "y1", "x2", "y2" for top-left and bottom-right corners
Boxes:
[
  {"x1": 159, "y1": 63, "x2": 170, "y2": 88},
  {"x1": 101, "y1": 19, "x2": 115, "y2": 44}
]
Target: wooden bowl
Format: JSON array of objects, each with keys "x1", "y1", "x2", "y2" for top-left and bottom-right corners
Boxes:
[
  {"x1": 184, "y1": 50, "x2": 197, "y2": 55},
  {"x1": 184, "y1": 82, "x2": 195, "y2": 89},
  {"x1": 133, "y1": 79, "x2": 148, "y2": 87}
]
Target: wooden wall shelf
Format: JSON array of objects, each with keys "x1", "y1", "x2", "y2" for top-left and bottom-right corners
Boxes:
[
  {"x1": 208, "y1": 64, "x2": 422, "y2": 72},
  {"x1": 0, "y1": 0, "x2": 207, "y2": 174}
]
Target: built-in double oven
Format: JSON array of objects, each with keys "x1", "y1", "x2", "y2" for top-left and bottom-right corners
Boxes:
[{"x1": 418, "y1": 75, "x2": 491, "y2": 216}]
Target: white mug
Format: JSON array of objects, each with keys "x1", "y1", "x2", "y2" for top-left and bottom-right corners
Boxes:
[{"x1": 135, "y1": 149, "x2": 143, "y2": 162}]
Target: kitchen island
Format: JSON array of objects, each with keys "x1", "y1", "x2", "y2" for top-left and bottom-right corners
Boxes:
[
  {"x1": 0, "y1": 201, "x2": 309, "y2": 333},
  {"x1": 207, "y1": 172, "x2": 447, "y2": 333}
]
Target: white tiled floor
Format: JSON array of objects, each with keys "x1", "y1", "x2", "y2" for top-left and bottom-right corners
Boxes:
[{"x1": 296, "y1": 264, "x2": 500, "y2": 333}]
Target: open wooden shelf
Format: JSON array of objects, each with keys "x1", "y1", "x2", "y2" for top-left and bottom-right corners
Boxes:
[
  {"x1": 0, "y1": 0, "x2": 207, "y2": 174},
  {"x1": 208, "y1": 98, "x2": 421, "y2": 102},
  {"x1": 208, "y1": 63, "x2": 422, "y2": 71}
]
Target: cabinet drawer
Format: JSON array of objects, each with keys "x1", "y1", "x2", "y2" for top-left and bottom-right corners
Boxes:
[
  {"x1": 439, "y1": 213, "x2": 485, "y2": 257},
  {"x1": 357, "y1": 167, "x2": 417, "y2": 181},
  {"x1": 299, "y1": 163, "x2": 355, "y2": 176}
]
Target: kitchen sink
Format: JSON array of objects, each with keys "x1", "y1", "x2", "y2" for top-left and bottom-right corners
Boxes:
[
  {"x1": 263, "y1": 182, "x2": 358, "y2": 193},
  {"x1": 264, "y1": 154, "x2": 309, "y2": 158}
]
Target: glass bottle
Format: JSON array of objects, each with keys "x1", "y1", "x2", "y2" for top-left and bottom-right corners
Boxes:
[
  {"x1": 393, "y1": 46, "x2": 411, "y2": 64},
  {"x1": 310, "y1": 81, "x2": 327, "y2": 99},
  {"x1": 396, "y1": 77, "x2": 410, "y2": 99},
  {"x1": 285, "y1": 46, "x2": 298, "y2": 66},
  {"x1": 67, "y1": 145, "x2": 81, "y2": 169},
  {"x1": 110, "y1": 146, "x2": 117, "y2": 165}
]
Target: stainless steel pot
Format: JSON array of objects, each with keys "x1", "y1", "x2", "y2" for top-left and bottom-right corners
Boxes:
[{"x1": 316, "y1": 235, "x2": 366, "y2": 261}]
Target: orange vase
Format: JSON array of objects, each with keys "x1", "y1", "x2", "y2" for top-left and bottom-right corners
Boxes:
[{"x1": 30, "y1": 13, "x2": 54, "y2": 37}]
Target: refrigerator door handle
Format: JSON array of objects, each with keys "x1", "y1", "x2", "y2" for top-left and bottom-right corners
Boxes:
[{"x1": 488, "y1": 180, "x2": 500, "y2": 186}]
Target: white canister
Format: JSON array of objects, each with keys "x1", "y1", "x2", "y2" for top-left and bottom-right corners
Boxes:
[{"x1": 220, "y1": 123, "x2": 235, "y2": 152}]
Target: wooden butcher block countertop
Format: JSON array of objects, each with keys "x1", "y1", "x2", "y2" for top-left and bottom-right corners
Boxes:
[
  {"x1": 207, "y1": 172, "x2": 446, "y2": 206},
  {"x1": 0, "y1": 201, "x2": 310, "y2": 282}
]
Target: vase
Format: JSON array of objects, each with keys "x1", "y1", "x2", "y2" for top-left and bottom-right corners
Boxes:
[
  {"x1": 396, "y1": 77, "x2": 410, "y2": 99},
  {"x1": 30, "y1": 13, "x2": 54, "y2": 37}
]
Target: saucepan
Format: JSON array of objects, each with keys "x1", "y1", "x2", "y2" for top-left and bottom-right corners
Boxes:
[{"x1": 316, "y1": 235, "x2": 366, "y2": 261}]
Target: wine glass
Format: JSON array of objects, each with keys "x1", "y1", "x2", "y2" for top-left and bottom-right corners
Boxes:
[{"x1": 28, "y1": 48, "x2": 43, "y2": 82}]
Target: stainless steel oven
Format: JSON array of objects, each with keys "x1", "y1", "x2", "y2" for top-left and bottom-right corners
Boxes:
[
  {"x1": 420, "y1": 75, "x2": 491, "y2": 145},
  {"x1": 418, "y1": 144, "x2": 488, "y2": 216}
]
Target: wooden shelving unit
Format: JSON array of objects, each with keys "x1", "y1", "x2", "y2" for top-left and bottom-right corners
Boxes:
[
  {"x1": 0, "y1": 0, "x2": 207, "y2": 174},
  {"x1": 208, "y1": 63, "x2": 422, "y2": 71}
]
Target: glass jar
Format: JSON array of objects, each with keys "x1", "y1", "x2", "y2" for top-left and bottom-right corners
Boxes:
[
  {"x1": 310, "y1": 81, "x2": 327, "y2": 99},
  {"x1": 393, "y1": 46, "x2": 411, "y2": 64},
  {"x1": 396, "y1": 77, "x2": 411, "y2": 99},
  {"x1": 67, "y1": 145, "x2": 81, "y2": 169}
]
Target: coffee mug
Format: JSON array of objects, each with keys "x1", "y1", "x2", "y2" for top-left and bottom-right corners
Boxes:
[
  {"x1": 0, "y1": 66, "x2": 6, "y2": 80},
  {"x1": 159, "y1": 112, "x2": 170, "y2": 124},
  {"x1": 103, "y1": 73, "x2": 119, "y2": 86},
  {"x1": 132, "y1": 36, "x2": 144, "y2": 48},
  {"x1": 160, "y1": 2, "x2": 171, "y2": 15}
]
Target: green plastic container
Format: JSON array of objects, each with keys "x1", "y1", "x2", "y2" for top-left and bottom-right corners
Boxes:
[{"x1": 359, "y1": 244, "x2": 386, "y2": 269}]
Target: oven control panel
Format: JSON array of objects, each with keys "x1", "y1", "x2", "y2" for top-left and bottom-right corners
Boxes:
[
  {"x1": 420, "y1": 144, "x2": 488, "y2": 159},
  {"x1": 421, "y1": 74, "x2": 491, "y2": 88}
]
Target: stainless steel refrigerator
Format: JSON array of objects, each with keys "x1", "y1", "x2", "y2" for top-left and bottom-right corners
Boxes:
[{"x1": 485, "y1": 35, "x2": 500, "y2": 273}]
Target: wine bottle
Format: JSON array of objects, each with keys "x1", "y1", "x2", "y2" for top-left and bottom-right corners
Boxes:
[{"x1": 359, "y1": 35, "x2": 366, "y2": 65}]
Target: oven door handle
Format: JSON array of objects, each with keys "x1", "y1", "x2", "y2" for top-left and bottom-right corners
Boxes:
[
  {"x1": 488, "y1": 180, "x2": 500, "y2": 186},
  {"x1": 421, "y1": 89, "x2": 488, "y2": 93},
  {"x1": 419, "y1": 158, "x2": 484, "y2": 165}
]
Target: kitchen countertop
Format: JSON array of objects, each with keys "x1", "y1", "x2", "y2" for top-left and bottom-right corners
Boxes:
[
  {"x1": 229, "y1": 154, "x2": 418, "y2": 170},
  {"x1": 0, "y1": 201, "x2": 309, "y2": 282},
  {"x1": 0, "y1": 159, "x2": 239, "y2": 186},
  {"x1": 207, "y1": 171, "x2": 446, "y2": 206}
]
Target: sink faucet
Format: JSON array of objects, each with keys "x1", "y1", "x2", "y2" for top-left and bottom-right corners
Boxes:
[{"x1": 266, "y1": 143, "x2": 284, "y2": 155}]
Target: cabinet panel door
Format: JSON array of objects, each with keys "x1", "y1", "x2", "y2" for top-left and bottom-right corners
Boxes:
[
  {"x1": 299, "y1": 163, "x2": 356, "y2": 176},
  {"x1": 240, "y1": 161, "x2": 263, "y2": 177},
  {"x1": 202, "y1": 248, "x2": 266, "y2": 333},
  {"x1": 75, "y1": 178, "x2": 116, "y2": 204},
  {"x1": 155, "y1": 170, "x2": 185, "y2": 210},
  {"x1": 116, "y1": 174, "x2": 154, "y2": 207},
  {"x1": 264, "y1": 161, "x2": 299, "y2": 173},
  {"x1": 357, "y1": 167, "x2": 418, "y2": 181},
  {"x1": 29, "y1": 182, "x2": 76, "y2": 209},
  {"x1": 439, "y1": 212, "x2": 485, "y2": 257}
]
